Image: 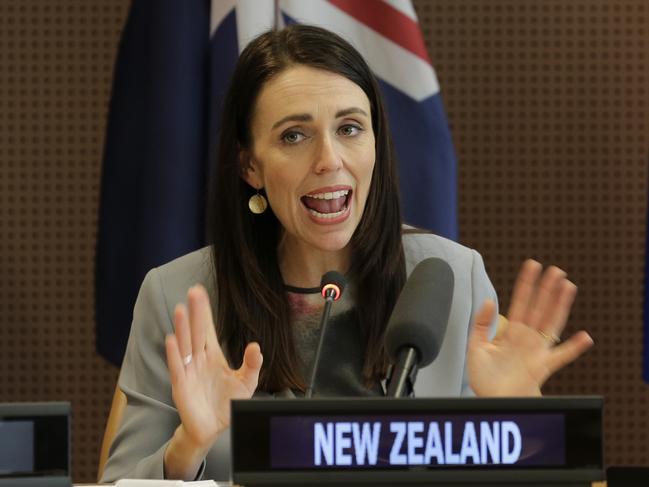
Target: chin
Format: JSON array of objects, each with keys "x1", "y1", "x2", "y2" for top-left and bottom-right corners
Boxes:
[{"x1": 309, "y1": 229, "x2": 355, "y2": 253}]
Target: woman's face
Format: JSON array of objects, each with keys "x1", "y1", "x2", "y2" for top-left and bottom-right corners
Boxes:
[{"x1": 243, "y1": 65, "x2": 375, "y2": 255}]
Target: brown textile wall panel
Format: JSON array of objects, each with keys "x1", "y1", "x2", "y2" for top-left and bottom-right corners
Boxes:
[
  {"x1": 0, "y1": 0, "x2": 647, "y2": 482},
  {"x1": 0, "y1": 1, "x2": 127, "y2": 482},
  {"x1": 414, "y1": 0, "x2": 649, "y2": 465}
]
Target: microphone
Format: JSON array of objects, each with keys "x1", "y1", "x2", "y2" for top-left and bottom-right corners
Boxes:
[
  {"x1": 385, "y1": 258, "x2": 454, "y2": 397},
  {"x1": 305, "y1": 271, "x2": 347, "y2": 398}
]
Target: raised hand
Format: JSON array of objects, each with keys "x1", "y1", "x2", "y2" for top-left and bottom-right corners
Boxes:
[
  {"x1": 468, "y1": 260, "x2": 594, "y2": 397},
  {"x1": 163, "y1": 285, "x2": 262, "y2": 479}
]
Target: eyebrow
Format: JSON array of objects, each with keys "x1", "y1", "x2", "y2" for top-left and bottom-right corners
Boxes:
[{"x1": 271, "y1": 107, "x2": 369, "y2": 130}]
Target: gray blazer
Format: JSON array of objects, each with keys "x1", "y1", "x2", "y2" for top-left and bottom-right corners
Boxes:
[{"x1": 101, "y1": 233, "x2": 498, "y2": 482}]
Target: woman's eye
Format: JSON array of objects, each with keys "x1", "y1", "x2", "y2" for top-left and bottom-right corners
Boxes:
[
  {"x1": 339, "y1": 124, "x2": 362, "y2": 136},
  {"x1": 282, "y1": 131, "x2": 306, "y2": 144}
]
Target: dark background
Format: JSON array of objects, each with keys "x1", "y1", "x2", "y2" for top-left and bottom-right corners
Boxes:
[{"x1": 0, "y1": 0, "x2": 647, "y2": 482}]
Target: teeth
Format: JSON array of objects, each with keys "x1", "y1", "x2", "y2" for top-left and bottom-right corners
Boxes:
[
  {"x1": 305, "y1": 189, "x2": 349, "y2": 200},
  {"x1": 308, "y1": 205, "x2": 348, "y2": 219}
]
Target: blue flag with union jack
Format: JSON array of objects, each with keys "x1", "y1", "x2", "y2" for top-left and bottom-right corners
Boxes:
[{"x1": 96, "y1": 0, "x2": 458, "y2": 366}]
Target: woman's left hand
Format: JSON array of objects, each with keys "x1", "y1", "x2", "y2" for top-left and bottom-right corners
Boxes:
[{"x1": 467, "y1": 259, "x2": 594, "y2": 397}]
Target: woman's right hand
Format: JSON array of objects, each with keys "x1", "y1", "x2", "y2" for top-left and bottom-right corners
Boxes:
[{"x1": 163, "y1": 284, "x2": 263, "y2": 479}]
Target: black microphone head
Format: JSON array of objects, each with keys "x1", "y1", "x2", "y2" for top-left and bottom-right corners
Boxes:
[
  {"x1": 384, "y1": 258, "x2": 454, "y2": 368},
  {"x1": 320, "y1": 271, "x2": 347, "y2": 301}
]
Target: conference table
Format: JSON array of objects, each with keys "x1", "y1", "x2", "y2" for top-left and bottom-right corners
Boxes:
[
  {"x1": 76, "y1": 483, "x2": 608, "y2": 486},
  {"x1": 75, "y1": 482, "x2": 608, "y2": 486}
]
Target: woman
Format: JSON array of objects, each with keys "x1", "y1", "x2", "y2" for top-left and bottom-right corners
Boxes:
[{"x1": 101, "y1": 25, "x2": 593, "y2": 482}]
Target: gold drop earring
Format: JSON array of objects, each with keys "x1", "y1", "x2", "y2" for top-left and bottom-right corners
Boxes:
[{"x1": 248, "y1": 187, "x2": 268, "y2": 214}]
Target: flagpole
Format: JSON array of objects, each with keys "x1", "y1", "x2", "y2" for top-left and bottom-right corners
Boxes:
[{"x1": 273, "y1": 0, "x2": 280, "y2": 30}]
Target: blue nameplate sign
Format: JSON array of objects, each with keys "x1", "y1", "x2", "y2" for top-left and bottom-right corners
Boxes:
[{"x1": 231, "y1": 396, "x2": 603, "y2": 486}]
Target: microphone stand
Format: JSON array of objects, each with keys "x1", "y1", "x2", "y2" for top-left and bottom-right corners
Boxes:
[
  {"x1": 386, "y1": 347, "x2": 420, "y2": 397},
  {"x1": 305, "y1": 289, "x2": 335, "y2": 398}
]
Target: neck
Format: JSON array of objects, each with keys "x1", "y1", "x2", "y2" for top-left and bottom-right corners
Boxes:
[{"x1": 278, "y1": 235, "x2": 351, "y2": 289}]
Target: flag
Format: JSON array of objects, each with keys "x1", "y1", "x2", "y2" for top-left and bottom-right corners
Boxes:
[
  {"x1": 211, "y1": 0, "x2": 459, "y2": 236},
  {"x1": 95, "y1": 0, "x2": 211, "y2": 366},
  {"x1": 273, "y1": 0, "x2": 458, "y2": 238},
  {"x1": 96, "y1": 0, "x2": 458, "y2": 365}
]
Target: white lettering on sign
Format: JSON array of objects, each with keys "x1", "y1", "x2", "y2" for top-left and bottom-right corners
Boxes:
[
  {"x1": 424, "y1": 421, "x2": 444, "y2": 464},
  {"x1": 389, "y1": 422, "x2": 407, "y2": 465},
  {"x1": 314, "y1": 420, "x2": 523, "y2": 467},
  {"x1": 314, "y1": 422, "x2": 381, "y2": 466},
  {"x1": 444, "y1": 421, "x2": 460, "y2": 464},
  {"x1": 501, "y1": 421, "x2": 522, "y2": 464},
  {"x1": 335, "y1": 422, "x2": 352, "y2": 466},
  {"x1": 407, "y1": 421, "x2": 424, "y2": 464},
  {"x1": 352, "y1": 422, "x2": 381, "y2": 465},
  {"x1": 459, "y1": 422, "x2": 479, "y2": 464},
  {"x1": 480, "y1": 421, "x2": 500, "y2": 464},
  {"x1": 314, "y1": 422, "x2": 333, "y2": 466}
]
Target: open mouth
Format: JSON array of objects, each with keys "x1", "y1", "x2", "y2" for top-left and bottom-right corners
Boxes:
[{"x1": 300, "y1": 189, "x2": 352, "y2": 219}]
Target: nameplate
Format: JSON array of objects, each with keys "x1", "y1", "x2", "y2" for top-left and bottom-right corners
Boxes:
[{"x1": 231, "y1": 396, "x2": 603, "y2": 486}]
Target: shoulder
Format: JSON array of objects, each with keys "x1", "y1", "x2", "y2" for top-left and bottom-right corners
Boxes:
[
  {"x1": 401, "y1": 230, "x2": 494, "y2": 301},
  {"x1": 402, "y1": 230, "x2": 478, "y2": 276},
  {"x1": 142, "y1": 246, "x2": 216, "y2": 315},
  {"x1": 403, "y1": 230, "x2": 498, "y2": 397},
  {"x1": 154, "y1": 245, "x2": 214, "y2": 289}
]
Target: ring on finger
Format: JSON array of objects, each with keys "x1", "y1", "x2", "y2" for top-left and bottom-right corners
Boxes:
[
  {"x1": 537, "y1": 330, "x2": 561, "y2": 345},
  {"x1": 183, "y1": 353, "x2": 193, "y2": 366}
]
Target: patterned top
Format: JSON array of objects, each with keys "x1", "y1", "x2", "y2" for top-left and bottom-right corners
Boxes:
[{"x1": 286, "y1": 285, "x2": 383, "y2": 397}]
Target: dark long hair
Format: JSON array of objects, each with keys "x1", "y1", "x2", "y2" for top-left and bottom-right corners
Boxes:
[{"x1": 207, "y1": 25, "x2": 406, "y2": 392}]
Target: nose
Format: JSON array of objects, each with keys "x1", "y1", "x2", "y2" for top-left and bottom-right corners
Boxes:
[{"x1": 313, "y1": 134, "x2": 343, "y2": 174}]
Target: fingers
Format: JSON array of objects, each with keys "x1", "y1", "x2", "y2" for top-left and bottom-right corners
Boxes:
[
  {"x1": 236, "y1": 342, "x2": 263, "y2": 393},
  {"x1": 507, "y1": 259, "x2": 542, "y2": 323},
  {"x1": 165, "y1": 334, "x2": 186, "y2": 386},
  {"x1": 495, "y1": 314, "x2": 509, "y2": 339},
  {"x1": 174, "y1": 285, "x2": 228, "y2": 368},
  {"x1": 546, "y1": 331, "x2": 594, "y2": 373},
  {"x1": 187, "y1": 286, "x2": 210, "y2": 357},
  {"x1": 543, "y1": 279, "x2": 577, "y2": 337},
  {"x1": 173, "y1": 303, "x2": 192, "y2": 360},
  {"x1": 470, "y1": 300, "x2": 497, "y2": 346},
  {"x1": 507, "y1": 260, "x2": 578, "y2": 341},
  {"x1": 525, "y1": 266, "x2": 566, "y2": 330},
  {"x1": 204, "y1": 303, "x2": 219, "y2": 352}
]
